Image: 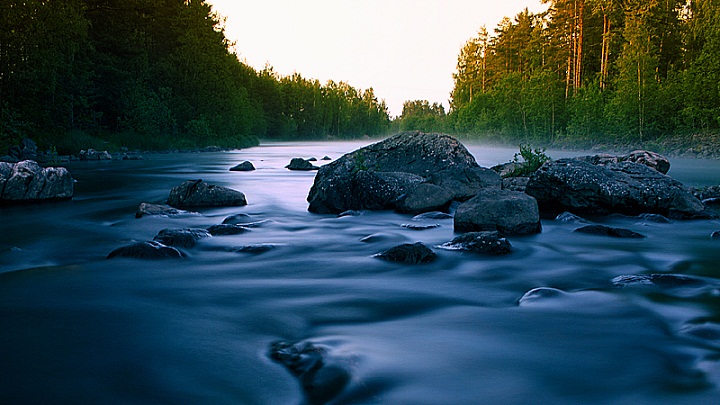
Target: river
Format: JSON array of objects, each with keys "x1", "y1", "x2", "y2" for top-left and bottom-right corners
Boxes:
[{"x1": 2, "y1": 141, "x2": 720, "y2": 404}]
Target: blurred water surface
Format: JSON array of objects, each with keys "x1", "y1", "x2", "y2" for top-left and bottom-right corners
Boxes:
[{"x1": 2, "y1": 141, "x2": 720, "y2": 404}]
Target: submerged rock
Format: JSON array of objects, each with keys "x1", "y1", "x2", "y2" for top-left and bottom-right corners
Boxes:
[
  {"x1": 307, "y1": 132, "x2": 479, "y2": 214},
  {"x1": 269, "y1": 341, "x2": 351, "y2": 405},
  {"x1": 374, "y1": 242, "x2": 436, "y2": 264},
  {"x1": 574, "y1": 224, "x2": 646, "y2": 238},
  {"x1": 286, "y1": 158, "x2": 318, "y2": 171},
  {"x1": 1, "y1": 160, "x2": 74, "y2": 203},
  {"x1": 153, "y1": 228, "x2": 211, "y2": 248},
  {"x1": 555, "y1": 212, "x2": 590, "y2": 224},
  {"x1": 400, "y1": 223, "x2": 441, "y2": 230},
  {"x1": 135, "y1": 203, "x2": 188, "y2": 218},
  {"x1": 454, "y1": 188, "x2": 541, "y2": 235},
  {"x1": 526, "y1": 159, "x2": 714, "y2": 219},
  {"x1": 79, "y1": 149, "x2": 112, "y2": 161},
  {"x1": 167, "y1": 179, "x2": 247, "y2": 208},
  {"x1": 437, "y1": 231, "x2": 512, "y2": 255},
  {"x1": 106, "y1": 241, "x2": 183, "y2": 259},
  {"x1": 230, "y1": 161, "x2": 255, "y2": 171},
  {"x1": 207, "y1": 224, "x2": 250, "y2": 236},
  {"x1": 412, "y1": 211, "x2": 453, "y2": 220}
]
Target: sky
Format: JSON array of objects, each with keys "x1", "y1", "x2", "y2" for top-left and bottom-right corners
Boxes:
[{"x1": 207, "y1": 0, "x2": 546, "y2": 117}]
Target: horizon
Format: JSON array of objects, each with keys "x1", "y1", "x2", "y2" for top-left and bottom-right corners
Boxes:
[{"x1": 207, "y1": 0, "x2": 546, "y2": 117}]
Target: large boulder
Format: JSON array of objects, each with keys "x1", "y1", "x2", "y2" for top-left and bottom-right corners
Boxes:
[
  {"x1": 427, "y1": 167, "x2": 501, "y2": 201},
  {"x1": 525, "y1": 159, "x2": 714, "y2": 219},
  {"x1": 454, "y1": 188, "x2": 542, "y2": 235},
  {"x1": 393, "y1": 183, "x2": 453, "y2": 215},
  {"x1": 307, "y1": 132, "x2": 479, "y2": 214},
  {"x1": 0, "y1": 160, "x2": 74, "y2": 203},
  {"x1": 167, "y1": 179, "x2": 247, "y2": 208}
]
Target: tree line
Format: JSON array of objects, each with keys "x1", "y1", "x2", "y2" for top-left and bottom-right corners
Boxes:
[
  {"x1": 0, "y1": 0, "x2": 391, "y2": 155},
  {"x1": 442, "y1": 0, "x2": 720, "y2": 147}
]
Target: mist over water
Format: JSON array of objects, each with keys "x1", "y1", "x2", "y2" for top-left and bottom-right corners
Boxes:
[{"x1": 2, "y1": 141, "x2": 720, "y2": 404}]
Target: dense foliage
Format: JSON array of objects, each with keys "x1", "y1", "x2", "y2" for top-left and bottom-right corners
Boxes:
[
  {"x1": 450, "y1": 0, "x2": 720, "y2": 147},
  {"x1": 0, "y1": 0, "x2": 390, "y2": 154}
]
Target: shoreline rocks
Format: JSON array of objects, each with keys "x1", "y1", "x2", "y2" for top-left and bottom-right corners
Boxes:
[
  {"x1": 1, "y1": 160, "x2": 74, "y2": 203},
  {"x1": 526, "y1": 158, "x2": 714, "y2": 219}
]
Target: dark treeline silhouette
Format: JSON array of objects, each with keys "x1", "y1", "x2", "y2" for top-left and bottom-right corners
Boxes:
[{"x1": 0, "y1": 0, "x2": 390, "y2": 154}]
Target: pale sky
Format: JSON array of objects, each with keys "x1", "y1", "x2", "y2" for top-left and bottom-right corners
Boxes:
[{"x1": 207, "y1": 0, "x2": 546, "y2": 117}]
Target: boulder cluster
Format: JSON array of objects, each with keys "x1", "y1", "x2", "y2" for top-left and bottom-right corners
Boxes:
[
  {"x1": 305, "y1": 132, "x2": 718, "y2": 263},
  {"x1": 0, "y1": 160, "x2": 74, "y2": 203}
]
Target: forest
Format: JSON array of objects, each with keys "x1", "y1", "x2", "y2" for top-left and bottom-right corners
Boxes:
[
  {"x1": 439, "y1": 0, "x2": 720, "y2": 149},
  {"x1": 3, "y1": 1, "x2": 720, "y2": 156},
  {"x1": 0, "y1": 0, "x2": 391, "y2": 154}
]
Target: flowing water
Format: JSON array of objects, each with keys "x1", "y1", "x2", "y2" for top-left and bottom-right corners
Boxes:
[{"x1": 2, "y1": 141, "x2": 720, "y2": 404}]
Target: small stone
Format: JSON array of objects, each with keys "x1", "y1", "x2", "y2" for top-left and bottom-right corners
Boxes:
[
  {"x1": 107, "y1": 241, "x2": 183, "y2": 259},
  {"x1": 437, "y1": 231, "x2": 512, "y2": 255},
  {"x1": 230, "y1": 161, "x2": 255, "y2": 171},
  {"x1": 574, "y1": 224, "x2": 646, "y2": 238},
  {"x1": 207, "y1": 224, "x2": 251, "y2": 236},
  {"x1": 374, "y1": 242, "x2": 436, "y2": 264}
]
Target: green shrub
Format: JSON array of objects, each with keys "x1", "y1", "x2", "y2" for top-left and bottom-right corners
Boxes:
[{"x1": 511, "y1": 144, "x2": 551, "y2": 176}]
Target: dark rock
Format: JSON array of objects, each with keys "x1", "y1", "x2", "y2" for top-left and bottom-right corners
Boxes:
[
  {"x1": 135, "y1": 203, "x2": 188, "y2": 218},
  {"x1": 692, "y1": 185, "x2": 720, "y2": 201},
  {"x1": 574, "y1": 150, "x2": 670, "y2": 174},
  {"x1": 526, "y1": 159, "x2": 714, "y2": 219},
  {"x1": 491, "y1": 161, "x2": 526, "y2": 178},
  {"x1": 207, "y1": 224, "x2": 251, "y2": 236},
  {"x1": 317, "y1": 171, "x2": 424, "y2": 213},
  {"x1": 107, "y1": 241, "x2": 183, "y2": 259},
  {"x1": 307, "y1": 157, "x2": 318, "y2": 162},
  {"x1": 394, "y1": 183, "x2": 453, "y2": 215},
  {"x1": 574, "y1": 224, "x2": 646, "y2": 238},
  {"x1": 153, "y1": 228, "x2": 210, "y2": 248},
  {"x1": 167, "y1": 179, "x2": 247, "y2": 208},
  {"x1": 269, "y1": 341, "x2": 350, "y2": 405},
  {"x1": 307, "y1": 132, "x2": 479, "y2": 214},
  {"x1": 711, "y1": 231, "x2": 720, "y2": 239},
  {"x1": 555, "y1": 212, "x2": 589, "y2": 224},
  {"x1": 412, "y1": 211, "x2": 453, "y2": 220},
  {"x1": 374, "y1": 242, "x2": 436, "y2": 264},
  {"x1": 636, "y1": 213, "x2": 672, "y2": 223},
  {"x1": 612, "y1": 274, "x2": 707, "y2": 289},
  {"x1": 437, "y1": 231, "x2": 512, "y2": 255},
  {"x1": 623, "y1": 150, "x2": 671, "y2": 174},
  {"x1": 321, "y1": 156, "x2": 332, "y2": 161},
  {"x1": 427, "y1": 167, "x2": 501, "y2": 201},
  {"x1": 122, "y1": 153, "x2": 144, "y2": 160},
  {"x1": 222, "y1": 213, "x2": 253, "y2": 224},
  {"x1": 79, "y1": 149, "x2": 112, "y2": 161},
  {"x1": 502, "y1": 176, "x2": 530, "y2": 193},
  {"x1": 230, "y1": 161, "x2": 255, "y2": 171},
  {"x1": 400, "y1": 223, "x2": 441, "y2": 230},
  {"x1": 0, "y1": 160, "x2": 74, "y2": 203},
  {"x1": 454, "y1": 189, "x2": 542, "y2": 235},
  {"x1": 286, "y1": 158, "x2": 318, "y2": 171}
]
